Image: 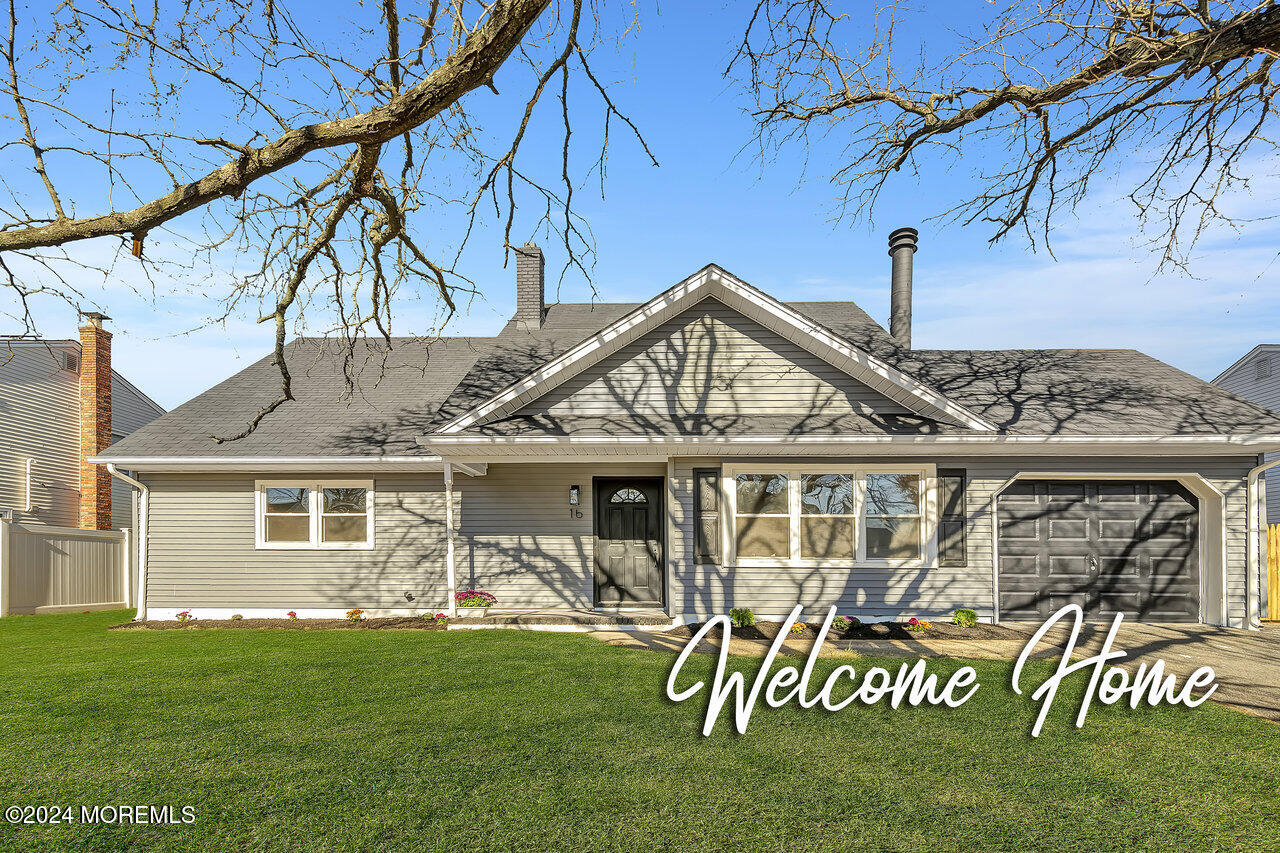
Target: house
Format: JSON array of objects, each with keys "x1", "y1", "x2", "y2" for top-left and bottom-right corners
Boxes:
[
  {"x1": 1213, "y1": 345, "x2": 1280, "y2": 526},
  {"x1": 1, "y1": 315, "x2": 165, "y2": 531},
  {"x1": 95, "y1": 232, "x2": 1280, "y2": 628}
]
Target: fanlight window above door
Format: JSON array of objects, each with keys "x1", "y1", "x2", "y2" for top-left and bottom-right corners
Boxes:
[{"x1": 609, "y1": 488, "x2": 647, "y2": 504}]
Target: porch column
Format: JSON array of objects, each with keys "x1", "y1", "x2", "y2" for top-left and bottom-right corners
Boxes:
[{"x1": 444, "y1": 462, "x2": 457, "y2": 617}]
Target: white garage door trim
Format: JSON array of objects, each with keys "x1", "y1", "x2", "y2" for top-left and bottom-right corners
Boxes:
[{"x1": 990, "y1": 472, "x2": 1226, "y2": 626}]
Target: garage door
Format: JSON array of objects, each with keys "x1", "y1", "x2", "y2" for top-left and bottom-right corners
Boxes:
[{"x1": 997, "y1": 480, "x2": 1200, "y2": 622}]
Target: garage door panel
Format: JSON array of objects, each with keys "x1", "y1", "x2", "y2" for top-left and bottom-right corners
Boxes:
[{"x1": 998, "y1": 480, "x2": 1199, "y2": 622}]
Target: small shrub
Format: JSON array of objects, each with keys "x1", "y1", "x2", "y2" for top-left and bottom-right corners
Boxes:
[
  {"x1": 729, "y1": 608, "x2": 756, "y2": 628},
  {"x1": 454, "y1": 589, "x2": 497, "y2": 608},
  {"x1": 952, "y1": 608, "x2": 978, "y2": 628},
  {"x1": 230, "y1": 614, "x2": 243, "y2": 621},
  {"x1": 789, "y1": 622, "x2": 805, "y2": 635},
  {"x1": 831, "y1": 615, "x2": 852, "y2": 633},
  {"x1": 346, "y1": 608, "x2": 365, "y2": 622},
  {"x1": 287, "y1": 611, "x2": 298, "y2": 620},
  {"x1": 175, "y1": 611, "x2": 194, "y2": 624},
  {"x1": 433, "y1": 612, "x2": 449, "y2": 627},
  {"x1": 905, "y1": 617, "x2": 931, "y2": 634}
]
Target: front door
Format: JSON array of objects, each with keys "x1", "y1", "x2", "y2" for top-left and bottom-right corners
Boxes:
[{"x1": 593, "y1": 478, "x2": 664, "y2": 606}]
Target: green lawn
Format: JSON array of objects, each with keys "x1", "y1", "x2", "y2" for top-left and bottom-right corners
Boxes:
[{"x1": 0, "y1": 612, "x2": 1277, "y2": 852}]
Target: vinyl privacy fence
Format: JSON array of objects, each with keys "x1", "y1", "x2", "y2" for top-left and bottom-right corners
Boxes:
[{"x1": 0, "y1": 520, "x2": 132, "y2": 615}]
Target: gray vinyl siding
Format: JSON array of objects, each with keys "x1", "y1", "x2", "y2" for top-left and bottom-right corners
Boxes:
[
  {"x1": 140, "y1": 457, "x2": 1252, "y2": 625},
  {"x1": 514, "y1": 298, "x2": 908, "y2": 423},
  {"x1": 1213, "y1": 352, "x2": 1280, "y2": 525},
  {"x1": 0, "y1": 344, "x2": 82, "y2": 526},
  {"x1": 456, "y1": 462, "x2": 665, "y2": 608},
  {"x1": 670, "y1": 455, "x2": 1252, "y2": 627},
  {"x1": 142, "y1": 464, "x2": 666, "y2": 613},
  {"x1": 144, "y1": 472, "x2": 451, "y2": 610}
]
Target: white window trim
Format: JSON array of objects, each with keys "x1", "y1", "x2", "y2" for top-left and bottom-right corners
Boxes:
[
  {"x1": 722, "y1": 463, "x2": 938, "y2": 569},
  {"x1": 254, "y1": 479, "x2": 375, "y2": 550}
]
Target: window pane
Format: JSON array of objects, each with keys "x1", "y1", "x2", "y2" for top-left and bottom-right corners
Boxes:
[
  {"x1": 801, "y1": 474, "x2": 853, "y2": 515},
  {"x1": 266, "y1": 487, "x2": 308, "y2": 514},
  {"x1": 865, "y1": 474, "x2": 920, "y2": 516},
  {"x1": 735, "y1": 516, "x2": 789, "y2": 558},
  {"x1": 323, "y1": 487, "x2": 366, "y2": 514},
  {"x1": 265, "y1": 514, "x2": 309, "y2": 542},
  {"x1": 800, "y1": 516, "x2": 854, "y2": 559},
  {"x1": 323, "y1": 515, "x2": 367, "y2": 543},
  {"x1": 736, "y1": 474, "x2": 788, "y2": 515},
  {"x1": 866, "y1": 517, "x2": 921, "y2": 559}
]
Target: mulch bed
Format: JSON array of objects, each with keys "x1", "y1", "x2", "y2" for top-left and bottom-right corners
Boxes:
[
  {"x1": 111, "y1": 617, "x2": 447, "y2": 631},
  {"x1": 666, "y1": 619, "x2": 1021, "y2": 642}
]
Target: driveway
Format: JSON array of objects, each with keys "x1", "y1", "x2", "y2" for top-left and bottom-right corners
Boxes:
[{"x1": 596, "y1": 622, "x2": 1280, "y2": 722}]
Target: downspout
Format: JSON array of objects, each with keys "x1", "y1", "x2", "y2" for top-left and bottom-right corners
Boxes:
[
  {"x1": 444, "y1": 462, "x2": 457, "y2": 617},
  {"x1": 23, "y1": 458, "x2": 32, "y2": 513},
  {"x1": 1246, "y1": 456, "x2": 1280, "y2": 629},
  {"x1": 106, "y1": 464, "x2": 148, "y2": 621}
]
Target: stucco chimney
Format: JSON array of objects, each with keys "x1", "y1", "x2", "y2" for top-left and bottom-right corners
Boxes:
[
  {"x1": 78, "y1": 312, "x2": 112, "y2": 530},
  {"x1": 514, "y1": 242, "x2": 545, "y2": 330},
  {"x1": 888, "y1": 227, "x2": 918, "y2": 349}
]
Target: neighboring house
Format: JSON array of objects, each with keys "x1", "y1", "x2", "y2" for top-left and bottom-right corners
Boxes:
[
  {"x1": 1213, "y1": 345, "x2": 1280, "y2": 525},
  {"x1": 1, "y1": 316, "x2": 166, "y2": 531},
  {"x1": 97, "y1": 232, "x2": 1280, "y2": 628}
]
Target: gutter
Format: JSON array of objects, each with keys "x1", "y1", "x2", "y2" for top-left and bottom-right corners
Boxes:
[
  {"x1": 1246, "y1": 456, "x2": 1280, "y2": 629},
  {"x1": 106, "y1": 464, "x2": 149, "y2": 622}
]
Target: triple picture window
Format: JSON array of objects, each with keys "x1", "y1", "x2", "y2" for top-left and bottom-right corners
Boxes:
[
  {"x1": 256, "y1": 481, "x2": 374, "y2": 549},
  {"x1": 728, "y1": 466, "x2": 934, "y2": 566}
]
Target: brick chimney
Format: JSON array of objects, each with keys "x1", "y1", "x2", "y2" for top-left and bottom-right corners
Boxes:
[
  {"x1": 78, "y1": 312, "x2": 112, "y2": 530},
  {"x1": 514, "y1": 242, "x2": 545, "y2": 330}
]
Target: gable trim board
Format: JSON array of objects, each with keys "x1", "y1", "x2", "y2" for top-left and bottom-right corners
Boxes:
[{"x1": 432, "y1": 267, "x2": 999, "y2": 434}]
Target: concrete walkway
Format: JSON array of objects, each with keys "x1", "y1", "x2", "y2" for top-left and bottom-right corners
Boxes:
[{"x1": 594, "y1": 622, "x2": 1280, "y2": 722}]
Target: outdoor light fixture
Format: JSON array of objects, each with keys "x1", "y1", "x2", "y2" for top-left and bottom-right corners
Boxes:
[{"x1": 569, "y1": 485, "x2": 580, "y2": 506}]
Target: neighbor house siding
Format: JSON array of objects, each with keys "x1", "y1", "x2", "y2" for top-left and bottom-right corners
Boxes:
[
  {"x1": 513, "y1": 297, "x2": 909, "y2": 426},
  {"x1": 457, "y1": 462, "x2": 666, "y2": 608},
  {"x1": 110, "y1": 373, "x2": 166, "y2": 531},
  {"x1": 669, "y1": 455, "x2": 1252, "y2": 627},
  {"x1": 143, "y1": 472, "x2": 450, "y2": 611},
  {"x1": 0, "y1": 344, "x2": 163, "y2": 530},
  {"x1": 1213, "y1": 354, "x2": 1280, "y2": 525},
  {"x1": 0, "y1": 343, "x2": 82, "y2": 526}
]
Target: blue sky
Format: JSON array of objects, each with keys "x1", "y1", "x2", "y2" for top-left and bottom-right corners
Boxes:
[{"x1": 8, "y1": 2, "x2": 1280, "y2": 410}]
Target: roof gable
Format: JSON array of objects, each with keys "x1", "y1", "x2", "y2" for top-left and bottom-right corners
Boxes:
[
  {"x1": 433, "y1": 265, "x2": 998, "y2": 434},
  {"x1": 487, "y1": 297, "x2": 933, "y2": 436}
]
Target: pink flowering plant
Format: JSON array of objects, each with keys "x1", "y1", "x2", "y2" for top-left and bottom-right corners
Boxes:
[
  {"x1": 454, "y1": 590, "x2": 497, "y2": 608},
  {"x1": 175, "y1": 610, "x2": 194, "y2": 624},
  {"x1": 906, "y1": 617, "x2": 932, "y2": 633},
  {"x1": 287, "y1": 611, "x2": 298, "y2": 620}
]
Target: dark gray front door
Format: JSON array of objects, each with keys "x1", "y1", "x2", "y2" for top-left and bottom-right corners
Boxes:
[
  {"x1": 998, "y1": 480, "x2": 1199, "y2": 622},
  {"x1": 593, "y1": 478, "x2": 664, "y2": 606}
]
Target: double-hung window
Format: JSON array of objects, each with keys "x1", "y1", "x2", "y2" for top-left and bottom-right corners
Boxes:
[
  {"x1": 727, "y1": 466, "x2": 935, "y2": 567},
  {"x1": 256, "y1": 480, "x2": 374, "y2": 549}
]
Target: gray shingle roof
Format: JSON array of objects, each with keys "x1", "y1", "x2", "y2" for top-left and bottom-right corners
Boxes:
[{"x1": 100, "y1": 296, "x2": 1280, "y2": 459}]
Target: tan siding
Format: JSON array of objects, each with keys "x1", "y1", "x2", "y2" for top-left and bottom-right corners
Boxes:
[
  {"x1": 1213, "y1": 356, "x2": 1280, "y2": 525},
  {"x1": 0, "y1": 344, "x2": 82, "y2": 527},
  {"x1": 514, "y1": 298, "x2": 908, "y2": 425}
]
